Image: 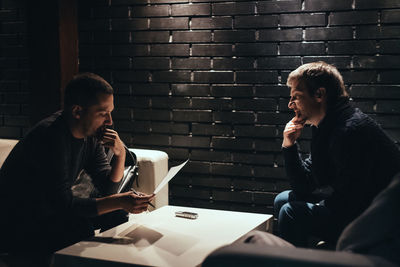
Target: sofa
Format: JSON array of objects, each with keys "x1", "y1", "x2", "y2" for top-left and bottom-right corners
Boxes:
[{"x1": 203, "y1": 172, "x2": 400, "y2": 267}]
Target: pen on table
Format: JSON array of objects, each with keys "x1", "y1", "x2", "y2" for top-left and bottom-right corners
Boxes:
[{"x1": 131, "y1": 189, "x2": 155, "y2": 208}]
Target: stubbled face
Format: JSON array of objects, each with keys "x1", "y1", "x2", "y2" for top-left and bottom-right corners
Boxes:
[
  {"x1": 288, "y1": 80, "x2": 321, "y2": 125},
  {"x1": 79, "y1": 93, "x2": 114, "y2": 137}
]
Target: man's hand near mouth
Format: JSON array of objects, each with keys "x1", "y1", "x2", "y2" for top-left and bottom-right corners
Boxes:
[{"x1": 282, "y1": 111, "x2": 305, "y2": 148}]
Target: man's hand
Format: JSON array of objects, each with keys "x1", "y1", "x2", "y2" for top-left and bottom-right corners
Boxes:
[
  {"x1": 282, "y1": 115, "x2": 305, "y2": 148},
  {"x1": 96, "y1": 191, "x2": 155, "y2": 215},
  {"x1": 118, "y1": 191, "x2": 155, "y2": 214},
  {"x1": 101, "y1": 128, "x2": 125, "y2": 157}
]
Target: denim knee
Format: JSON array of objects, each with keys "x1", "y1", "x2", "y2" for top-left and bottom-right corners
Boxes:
[{"x1": 274, "y1": 190, "x2": 292, "y2": 217}]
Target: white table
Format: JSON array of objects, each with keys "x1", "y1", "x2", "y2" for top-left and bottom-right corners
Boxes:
[{"x1": 52, "y1": 205, "x2": 272, "y2": 267}]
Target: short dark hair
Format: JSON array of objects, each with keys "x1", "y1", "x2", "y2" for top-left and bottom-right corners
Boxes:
[
  {"x1": 287, "y1": 61, "x2": 349, "y2": 106},
  {"x1": 63, "y1": 72, "x2": 113, "y2": 110}
]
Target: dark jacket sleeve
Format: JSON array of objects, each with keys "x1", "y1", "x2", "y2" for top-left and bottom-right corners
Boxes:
[
  {"x1": 282, "y1": 143, "x2": 316, "y2": 194},
  {"x1": 84, "y1": 139, "x2": 121, "y2": 196}
]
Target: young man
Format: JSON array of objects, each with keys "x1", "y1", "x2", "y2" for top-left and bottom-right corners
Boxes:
[
  {"x1": 0, "y1": 73, "x2": 153, "y2": 264},
  {"x1": 275, "y1": 62, "x2": 400, "y2": 247}
]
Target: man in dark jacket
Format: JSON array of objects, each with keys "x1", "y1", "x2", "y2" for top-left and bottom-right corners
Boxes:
[
  {"x1": 0, "y1": 73, "x2": 153, "y2": 266},
  {"x1": 275, "y1": 62, "x2": 400, "y2": 247}
]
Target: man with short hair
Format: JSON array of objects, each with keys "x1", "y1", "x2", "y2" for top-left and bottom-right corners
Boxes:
[
  {"x1": 275, "y1": 62, "x2": 400, "y2": 247},
  {"x1": 0, "y1": 73, "x2": 153, "y2": 265}
]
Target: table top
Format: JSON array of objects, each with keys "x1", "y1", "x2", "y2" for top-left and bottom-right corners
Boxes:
[{"x1": 53, "y1": 205, "x2": 272, "y2": 267}]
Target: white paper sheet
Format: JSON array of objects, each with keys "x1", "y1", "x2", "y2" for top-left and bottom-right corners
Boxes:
[{"x1": 153, "y1": 159, "x2": 188, "y2": 194}]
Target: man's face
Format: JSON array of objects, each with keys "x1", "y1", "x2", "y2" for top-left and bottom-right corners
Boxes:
[
  {"x1": 79, "y1": 93, "x2": 114, "y2": 137},
  {"x1": 288, "y1": 80, "x2": 322, "y2": 125}
]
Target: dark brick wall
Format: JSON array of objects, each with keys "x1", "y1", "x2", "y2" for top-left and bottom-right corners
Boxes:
[
  {"x1": 0, "y1": 0, "x2": 30, "y2": 138},
  {"x1": 76, "y1": 0, "x2": 400, "y2": 214}
]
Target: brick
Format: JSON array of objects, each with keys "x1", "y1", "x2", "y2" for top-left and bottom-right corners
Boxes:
[
  {"x1": 115, "y1": 96, "x2": 150, "y2": 108},
  {"x1": 171, "y1": 184, "x2": 211, "y2": 199},
  {"x1": 381, "y1": 71, "x2": 400, "y2": 83},
  {"x1": 171, "y1": 135, "x2": 210, "y2": 148},
  {"x1": 236, "y1": 71, "x2": 279, "y2": 83},
  {"x1": 329, "y1": 11, "x2": 378, "y2": 26},
  {"x1": 132, "y1": 31, "x2": 169, "y2": 43},
  {"x1": 0, "y1": 126, "x2": 20, "y2": 139},
  {"x1": 191, "y1": 150, "x2": 232, "y2": 162},
  {"x1": 112, "y1": 108, "x2": 131, "y2": 120},
  {"x1": 114, "y1": 71, "x2": 149, "y2": 82},
  {"x1": 173, "y1": 110, "x2": 213, "y2": 122},
  {"x1": 193, "y1": 71, "x2": 234, "y2": 83},
  {"x1": 255, "y1": 85, "x2": 289, "y2": 97},
  {"x1": 253, "y1": 191, "x2": 277, "y2": 204},
  {"x1": 1, "y1": 22, "x2": 26, "y2": 34},
  {"x1": 380, "y1": 40, "x2": 400, "y2": 54},
  {"x1": 280, "y1": 13, "x2": 325, "y2": 27},
  {"x1": 0, "y1": 104, "x2": 19, "y2": 115},
  {"x1": 305, "y1": 27, "x2": 353, "y2": 41},
  {"x1": 192, "y1": 123, "x2": 233, "y2": 136},
  {"x1": 305, "y1": 0, "x2": 352, "y2": 11},
  {"x1": 92, "y1": 6, "x2": 129, "y2": 18},
  {"x1": 192, "y1": 44, "x2": 233, "y2": 56},
  {"x1": 79, "y1": 45, "x2": 111, "y2": 57},
  {"x1": 303, "y1": 56, "x2": 352, "y2": 69},
  {"x1": 377, "y1": 101, "x2": 400, "y2": 114},
  {"x1": 4, "y1": 92, "x2": 29, "y2": 104},
  {"x1": 133, "y1": 134, "x2": 169, "y2": 146},
  {"x1": 151, "y1": 0, "x2": 188, "y2": 3},
  {"x1": 211, "y1": 137, "x2": 253, "y2": 150},
  {"x1": 92, "y1": 32, "x2": 130, "y2": 43},
  {"x1": 4, "y1": 116, "x2": 29, "y2": 127},
  {"x1": 353, "y1": 56, "x2": 400, "y2": 69},
  {"x1": 150, "y1": 18, "x2": 188, "y2": 30},
  {"x1": 132, "y1": 5, "x2": 169, "y2": 17},
  {"x1": 213, "y1": 58, "x2": 254, "y2": 70},
  {"x1": 214, "y1": 30, "x2": 255, "y2": 43},
  {"x1": 257, "y1": 57, "x2": 301, "y2": 70},
  {"x1": 213, "y1": 111, "x2": 255, "y2": 124},
  {"x1": 382, "y1": 10, "x2": 400, "y2": 24},
  {"x1": 152, "y1": 97, "x2": 191, "y2": 109},
  {"x1": 112, "y1": 44, "x2": 148, "y2": 56},
  {"x1": 172, "y1": 84, "x2": 210, "y2": 96},
  {"x1": 355, "y1": 0, "x2": 400, "y2": 9},
  {"x1": 259, "y1": 29, "x2": 302, "y2": 41},
  {"x1": 211, "y1": 85, "x2": 253, "y2": 97},
  {"x1": 192, "y1": 98, "x2": 234, "y2": 110},
  {"x1": 152, "y1": 71, "x2": 191, "y2": 82},
  {"x1": 91, "y1": 57, "x2": 131, "y2": 70},
  {"x1": 172, "y1": 31, "x2": 212, "y2": 42},
  {"x1": 132, "y1": 83, "x2": 170, "y2": 95},
  {"x1": 232, "y1": 153, "x2": 274, "y2": 165},
  {"x1": 257, "y1": 112, "x2": 292, "y2": 124},
  {"x1": 132, "y1": 57, "x2": 170, "y2": 70},
  {"x1": 352, "y1": 100, "x2": 374, "y2": 113},
  {"x1": 327, "y1": 40, "x2": 377, "y2": 55},
  {"x1": 191, "y1": 17, "x2": 232, "y2": 30},
  {"x1": 172, "y1": 3, "x2": 210, "y2": 16},
  {"x1": 211, "y1": 163, "x2": 253, "y2": 177},
  {"x1": 356, "y1": 26, "x2": 400, "y2": 39},
  {"x1": 372, "y1": 115, "x2": 400, "y2": 128},
  {"x1": 0, "y1": 10, "x2": 18, "y2": 20},
  {"x1": 235, "y1": 43, "x2": 277, "y2": 56},
  {"x1": 234, "y1": 125, "x2": 277, "y2": 138},
  {"x1": 254, "y1": 139, "x2": 282, "y2": 152},
  {"x1": 258, "y1": 0, "x2": 301, "y2": 14},
  {"x1": 150, "y1": 44, "x2": 189, "y2": 56},
  {"x1": 341, "y1": 70, "x2": 378, "y2": 84},
  {"x1": 172, "y1": 57, "x2": 211, "y2": 70},
  {"x1": 133, "y1": 109, "x2": 171, "y2": 121},
  {"x1": 234, "y1": 15, "x2": 278, "y2": 29},
  {"x1": 164, "y1": 147, "x2": 189, "y2": 160},
  {"x1": 0, "y1": 81, "x2": 20, "y2": 92},
  {"x1": 235, "y1": 98, "x2": 277, "y2": 111},
  {"x1": 350, "y1": 85, "x2": 400, "y2": 99},
  {"x1": 111, "y1": 19, "x2": 148, "y2": 30},
  {"x1": 212, "y1": 189, "x2": 252, "y2": 202},
  {"x1": 115, "y1": 120, "x2": 142, "y2": 132},
  {"x1": 212, "y1": 2, "x2": 255, "y2": 15},
  {"x1": 280, "y1": 42, "x2": 325, "y2": 55}
]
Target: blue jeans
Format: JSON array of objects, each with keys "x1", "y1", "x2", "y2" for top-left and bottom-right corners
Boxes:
[{"x1": 274, "y1": 190, "x2": 339, "y2": 247}]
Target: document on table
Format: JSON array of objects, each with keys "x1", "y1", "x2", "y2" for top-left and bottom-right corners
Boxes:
[{"x1": 153, "y1": 159, "x2": 189, "y2": 194}]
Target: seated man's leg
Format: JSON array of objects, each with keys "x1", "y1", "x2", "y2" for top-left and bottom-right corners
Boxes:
[
  {"x1": 278, "y1": 201, "x2": 334, "y2": 247},
  {"x1": 237, "y1": 230, "x2": 294, "y2": 248}
]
